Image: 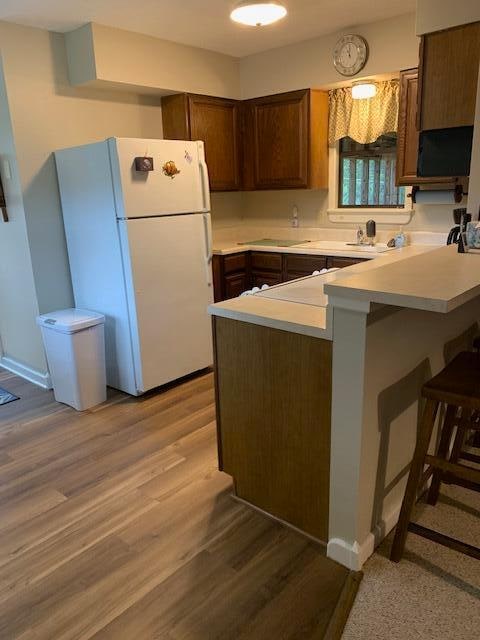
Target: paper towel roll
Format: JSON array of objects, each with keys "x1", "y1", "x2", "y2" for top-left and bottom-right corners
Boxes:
[{"x1": 414, "y1": 189, "x2": 459, "y2": 205}]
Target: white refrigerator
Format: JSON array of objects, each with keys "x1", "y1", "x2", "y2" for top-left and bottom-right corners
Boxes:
[{"x1": 55, "y1": 137, "x2": 213, "y2": 396}]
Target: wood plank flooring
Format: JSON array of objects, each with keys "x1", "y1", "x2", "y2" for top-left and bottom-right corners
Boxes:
[{"x1": 0, "y1": 368, "x2": 351, "y2": 640}]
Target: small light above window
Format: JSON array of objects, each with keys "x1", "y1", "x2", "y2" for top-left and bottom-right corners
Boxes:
[
  {"x1": 351, "y1": 81, "x2": 377, "y2": 100},
  {"x1": 230, "y1": 1, "x2": 287, "y2": 27}
]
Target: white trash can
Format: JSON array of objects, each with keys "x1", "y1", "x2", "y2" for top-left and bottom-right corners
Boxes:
[{"x1": 37, "y1": 309, "x2": 106, "y2": 411}]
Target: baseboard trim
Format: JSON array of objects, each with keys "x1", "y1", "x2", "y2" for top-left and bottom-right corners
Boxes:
[
  {"x1": 0, "y1": 356, "x2": 52, "y2": 389},
  {"x1": 327, "y1": 504, "x2": 401, "y2": 570}
]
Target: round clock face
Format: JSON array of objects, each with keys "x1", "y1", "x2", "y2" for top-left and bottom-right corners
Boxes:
[{"x1": 333, "y1": 34, "x2": 368, "y2": 77}]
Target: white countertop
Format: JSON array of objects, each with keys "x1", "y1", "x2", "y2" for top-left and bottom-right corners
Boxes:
[
  {"x1": 212, "y1": 239, "x2": 385, "y2": 260},
  {"x1": 325, "y1": 244, "x2": 480, "y2": 313},
  {"x1": 208, "y1": 244, "x2": 442, "y2": 339}
]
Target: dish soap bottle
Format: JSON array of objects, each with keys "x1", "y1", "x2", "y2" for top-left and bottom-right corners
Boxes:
[{"x1": 394, "y1": 227, "x2": 406, "y2": 248}]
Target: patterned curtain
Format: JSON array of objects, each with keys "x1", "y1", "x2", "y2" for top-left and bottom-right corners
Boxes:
[{"x1": 328, "y1": 79, "x2": 399, "y2": 145}]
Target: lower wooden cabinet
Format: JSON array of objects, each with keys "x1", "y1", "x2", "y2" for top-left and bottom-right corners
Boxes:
[
  {"x1": 213, "y1": 251, "x2": 367, "y2": 302},
  {"x1": 327, "y1": 256, "x2": 364, "y2": 269},
  {"x1": 224, "y1": 272, "x2": 249, "y2": 299},
  {"x1": 251, "y1": 271, "x2": 283, "y2": 288}
]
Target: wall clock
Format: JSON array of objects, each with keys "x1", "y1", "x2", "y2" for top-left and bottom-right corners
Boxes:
[{"x1": 333, "y1": 34, "x2": 368, "y2": 77}]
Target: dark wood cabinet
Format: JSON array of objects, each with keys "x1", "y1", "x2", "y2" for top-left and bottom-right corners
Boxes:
[
  {"x1": 213, "y1": 251, "x2": 367, "y2": 301},
  {"x1": 242, "y1": 89, "x2": 329, "y2": 190},
  {"x1": 212, "y1": 252, "x2": 249, "y2": 302},
  {"x1": 162, "y1": 93, "x2": 241, "y2": 191},
  {"x1": 327, "y1": 256, "x2": 364, "y2": 269},
  {"x1": 396, "y1": 68, "x2": 460, "y2": 187},
  {"x1": 418, "y1": 22, "x2": 480, "y2": 131},
  {"x1": 396, "y1": 69, "x2": 421, "y2": 186},
  {"x1": 284, "y1": 254, "x2": 327, "y2": 280}
]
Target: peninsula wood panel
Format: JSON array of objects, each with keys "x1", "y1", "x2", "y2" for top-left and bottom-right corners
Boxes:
[
  {"x1": 213, "y1": 316, "x2": 332, "y2": 541},
  {"x1": 418, "y1": 22, "x2": 480, "y2": 130}
]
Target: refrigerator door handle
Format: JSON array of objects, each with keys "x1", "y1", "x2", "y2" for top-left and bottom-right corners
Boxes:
[
  {"x1": 203, "y1": 213, "x2": 213, "y2": 287},
  {"x1": 198, "y1": 151, "x2": 211, "y2": 213}
]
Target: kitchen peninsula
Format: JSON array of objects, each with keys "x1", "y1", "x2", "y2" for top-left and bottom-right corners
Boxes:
[{"x1": 209, "y1": 244, "x2": 480, "y2": 570}]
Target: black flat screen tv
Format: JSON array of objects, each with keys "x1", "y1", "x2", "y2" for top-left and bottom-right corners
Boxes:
[{"x1": 417, "y1": 126, "x2": 473, "y2": 177}]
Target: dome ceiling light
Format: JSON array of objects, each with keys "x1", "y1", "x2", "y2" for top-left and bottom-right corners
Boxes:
[
  {"x1": 351, "y1": 81, "x2": 377, "y2": 100},
  {"x1": 230, "y1": 1, "x2": 287, "y2": 27}
]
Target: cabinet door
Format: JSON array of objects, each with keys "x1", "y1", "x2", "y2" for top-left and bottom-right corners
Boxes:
[
  {"x1": 396, "y1": 69, "x2": 420, "y2": 186},
  {"x1": 188, "y1": 95, "x2": 241, "y2": 192},
  {"x1": 224, "y1": 273, "x2": 249, "y2": 299},
  {"x1": 248, "y1": 90, "x2": 310, "y2": 189},
  {"x1": 327, "y1": 257, "x2": 367, "y2": 269},
  {"x1": 251, "y1": 271, "x2": 283, "y2": 288},
  {"x1": 284, "y1": 254, "x2": 327, "y2": 279},
  {"x1": 418, "y1": 23, "x2": 480, "y2": 130}
]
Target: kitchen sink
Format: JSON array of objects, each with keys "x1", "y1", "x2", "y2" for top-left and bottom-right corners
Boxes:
[
  {"x1": 238, "y1": 238, "x2": 308, "y2": 247},
  {"x1": 294, "y1": 240, "x2": 394, "y2": 253}
]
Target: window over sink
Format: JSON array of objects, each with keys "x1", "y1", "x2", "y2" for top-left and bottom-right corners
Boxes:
[{"x1": 338, "y1": 134, "x2": 405, "y2": 208}]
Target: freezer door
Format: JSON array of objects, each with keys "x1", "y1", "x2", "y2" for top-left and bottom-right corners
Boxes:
[
  {"x1": 118, "y1": 213, "x2": 213, "y2": 392},
  {"x1": 109, "y1": 138, "x2": 210, "y2": 218}
]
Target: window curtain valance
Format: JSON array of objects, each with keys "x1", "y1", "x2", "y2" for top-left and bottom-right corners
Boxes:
[{"x1": 328, "y1": 79, "x2": 400, "y2": 145}]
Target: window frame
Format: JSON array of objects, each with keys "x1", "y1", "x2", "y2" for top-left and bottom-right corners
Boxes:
[
  {"x1": 327, "y1": 141, "x2": 411, "y2": 219},
  {"x1": 338, "y1": 136, "x2": 405, "y2": 209}
]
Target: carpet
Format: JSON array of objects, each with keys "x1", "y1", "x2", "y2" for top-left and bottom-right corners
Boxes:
[
  {"x1": 0, "y1": 385, "x2": 19, "y2": 406},
  {"x1": 343, "y1": 452, "x2": 480, "y2": 640}
]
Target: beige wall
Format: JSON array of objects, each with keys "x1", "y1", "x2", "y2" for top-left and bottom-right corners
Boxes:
[
  {"x1": 469, "y1": 64, "x2": 480, "y2": 218},
  {"x1": 416, "y1": 0, "x2": 480, "y2": 35},
  {"x1": 239, "y1": 13, "x2": 418, "y2": 99},
  {"x1": 67, "y1": 23, "x2": 241, "y2": 99},
  {"x1": 0, "y1": 59, "x2": 47, "y2": 376},
  {"x1": 0, "y1": 20, "x2": 164, "y2": 376}
]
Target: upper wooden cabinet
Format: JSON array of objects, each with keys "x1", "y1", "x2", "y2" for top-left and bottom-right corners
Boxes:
[
  {"x1": 161, "y1": 93, "x2": 241, "y2": 191},
  {"x1": 396, "y1": 68, "x2": 462, "y2": 186},
  {"x1": 242, "y1": 89, "x2": 329, "y2": 190},
  {"x1": 396, "y1": 68, "x2": 420, "y2": 186},
  {"x1": 418, "y1": 22, "x2": 480, "y2": 131}
]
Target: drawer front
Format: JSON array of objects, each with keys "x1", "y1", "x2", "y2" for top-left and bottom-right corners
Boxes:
[
  {"x1": 327, "y1": 256, "x2": 367, "y2": 269},
  {"x1": 250, "y1": 252, "x2": 283, "y2": 272},
  {"x1": 284, "y1": 254, "x2": 327, "y2": 274},
  {"x1": 224, "y1": 272, "x2": 249, "y2": 299},
  {"x1": 224, "y1": 252, "x2": 248, "y2": 274},
  {"x1": 251, "y1": 271, "x2": 283, "y2": 288},
  {"x1": 285, "y1": 271, "x2": 312, "y2": 282}
]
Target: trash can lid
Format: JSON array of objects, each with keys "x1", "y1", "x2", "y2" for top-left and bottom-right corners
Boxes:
[{"x1": 36, "y1": 308, "x2": 105, "y2": 334}]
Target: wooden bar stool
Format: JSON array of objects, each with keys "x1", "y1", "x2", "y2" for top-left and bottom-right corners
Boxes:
[{"x1": 391, "y1": 351, "x2": 480, "y2": 562}]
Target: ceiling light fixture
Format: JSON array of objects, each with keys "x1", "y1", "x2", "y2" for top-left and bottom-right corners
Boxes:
[
  {"x1": 230, "y1": 1, "x2": 287, "y2": 27},
  {"x1": 351, "y1": 81, "x2": 377, "y2": 100}
]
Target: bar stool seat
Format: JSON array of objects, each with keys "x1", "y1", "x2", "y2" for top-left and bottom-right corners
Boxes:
[
  {"x1": 390, "y1": 351, "x2": 480, "y2": 563},
  {"x1": 423, "y1": 351, "x2": 480, "y2": 409}
]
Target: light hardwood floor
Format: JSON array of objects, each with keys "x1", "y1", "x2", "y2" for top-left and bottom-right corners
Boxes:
[{"x1": 0, "y1": 368, "x2": 352, "y2": 640}]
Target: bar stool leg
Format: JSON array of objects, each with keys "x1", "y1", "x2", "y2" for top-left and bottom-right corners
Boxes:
[
  {"x1": 427, "y1": 404, "x2": 456, "y2": 505},
  {"x1": 391, "y1": 398, "x2": 439, "y2": 562},
  {"x1": 449, "y1": 412, "x2": 468, "y2": 465}
]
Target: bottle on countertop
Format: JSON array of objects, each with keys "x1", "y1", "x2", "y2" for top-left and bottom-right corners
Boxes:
[{"x1": 394, "y1": 227, "x2": 407, "y2": 248}]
